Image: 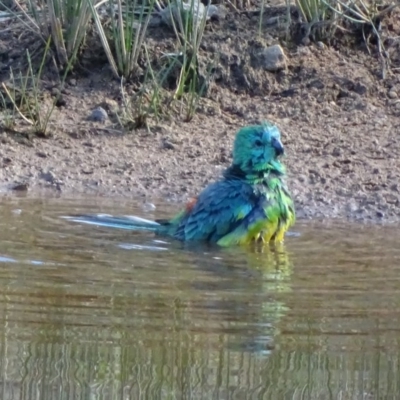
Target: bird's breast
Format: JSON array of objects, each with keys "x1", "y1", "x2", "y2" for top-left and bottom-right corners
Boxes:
[{"x1": 250, "y1": 182, "x2": 294, "y2": 243}]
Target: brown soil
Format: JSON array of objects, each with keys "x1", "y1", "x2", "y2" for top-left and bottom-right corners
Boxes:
[{"x1": 0, "y1": 3, "x2": 400, "y2": 223}]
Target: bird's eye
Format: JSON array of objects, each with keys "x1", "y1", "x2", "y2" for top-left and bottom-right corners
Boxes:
[{"x1": 254, "y1": 139, "x2": 263, "y2": 147}]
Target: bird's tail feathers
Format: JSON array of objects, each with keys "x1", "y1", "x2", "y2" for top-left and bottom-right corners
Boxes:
[{"x1": 63, "y1": 214, "x2": 161, "y2": 231}]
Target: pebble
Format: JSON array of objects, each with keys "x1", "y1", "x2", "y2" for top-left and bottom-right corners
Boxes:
[
  {"x1": 265, "y1": 16, "x2": 280, "y2": 26},
  {"x1": 1, "y1": 132, "x2": 9, "y2": 144},
  {"x1": 346, "y1": 200, "x2": 358, "y2": 213},
  {"x1": 297, "y1": 46, "x2": 312, "y2": 56},
  {"x1": 11, "y1": 182, "x2": 28, "y2": 191},
  {"x1": 376, "y1": 210, "x2": 384, "y2": 218},
  {"x1": 254, "y1": 44, "x2": 287, "y2": 72},
  {"x1": 161, "y1": 138, "x2": 176, "y2": 150},
  {"x1": 40, "y1": 171, "x2": 57, "y2": 184},
  {"x1": 388, "y1": 90, "x2": 398, "y2": 99},
  {"x1": 160, "y1": 0, "x2": 210, "y2": 30},
  {"x1": 100, "y1": 99, "x2": 119, "y2": 115},
  {"x1": 143, "y1": 202, "x2": 156, "y2": 212},
  {"x1": 89, "y1": 107, "x2": 108, "y2": 123}
]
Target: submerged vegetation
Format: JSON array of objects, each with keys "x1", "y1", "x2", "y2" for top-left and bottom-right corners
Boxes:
[{"x1": 0, "y1": 0, "x2": 398, "y2": 136}]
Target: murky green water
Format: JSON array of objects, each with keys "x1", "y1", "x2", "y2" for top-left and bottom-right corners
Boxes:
[{"x1": 0, "y1": 195, "x2": 399, "y2": 399}]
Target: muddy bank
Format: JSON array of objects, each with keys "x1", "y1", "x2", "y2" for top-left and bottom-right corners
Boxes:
[{"x1": 0, "y1": 3, "x2": 399, "y2": 223}]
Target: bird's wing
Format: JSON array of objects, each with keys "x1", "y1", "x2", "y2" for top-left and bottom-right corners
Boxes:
[{"x1": 177, "y1": 180, "x2": 259, "y2": 243}]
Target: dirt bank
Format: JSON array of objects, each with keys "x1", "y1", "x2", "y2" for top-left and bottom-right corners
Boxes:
[{"x1": 0, "y1": 3, "x2": 399, "y2": 223}]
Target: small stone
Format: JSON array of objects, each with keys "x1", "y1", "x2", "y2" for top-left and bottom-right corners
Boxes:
[
  {"x1": 297, "y1": 176, "x2": 306, "y2": 183},
  {"x1": 385, "y1": 193, "x2": 399, "y2": 204},
  {"x1": 162, "y1": 139, "x2": 176, "y2": 150},
  {"x1": 297, "y1": 46, "x2": 311, "y2": 56},
  {"x1": 142, "y1": 202, "x2": 156, "y2": 211},
  {"x1": 254, "y1": 44, "x2": 286, "y2": 72},
  {"x1": 207, "y1": 4, "x2": 224, "y2": 21},
  {"x1": 51, "y1": 87, "x2": 61, "y2": 97},
  {"x1": 55, "y1": 96, "x2": 66, "y2": 107},
  {"x1": 316, "y1": 41, "x2": 325, "y2": 49},
  {"x1": 40, "y1": 171, "x2": 57, "y2": 184},
  {"x1": 99, "y1": 99, "x2": 119, "y2": 115},
  {"x1": 52, "y1": 88, "x2": 67, "y2": 107},
  {"x1": 69, "y1": 78, "x2": 77, "y2": 86},
  {"x1": 89, "y1": 107, "x2": 108, "y2": 123},
  {"x1": 353, "y1": 83, "x2": 368, "y2": 96},
  {"x1": 346, "y1": 200, "x2": 358, "y2": 213},
  {"x1": 265, "y1": 16, "x2": 280, "y2": 26},
  {"x1": 160, "y1": 0, "x2": 209, "y2": 30},
  {"x1": 388, "y1": 90, "x2": 398, "y2": 99},
  {"x1": 12, "y1": 182, "x2": 28, "y2": 191},
  {"x1": 376, "y1": 210, "x2": 384, "y2": 218},
  {"x1": 1, "y1": 132, "x2": 9, "y2": 144},
  {"x1": 36, "y1": 152, "x2": 48, "y2": 158}
]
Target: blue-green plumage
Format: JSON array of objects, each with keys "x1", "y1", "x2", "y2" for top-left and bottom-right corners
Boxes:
[{"x1": 69, "y1": 122, "x2": 295, "y2": 246}]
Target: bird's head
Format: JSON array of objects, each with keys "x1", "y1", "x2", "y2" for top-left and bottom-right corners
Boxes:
[{"x1": 232, "y1": 122, "x2": 286, "y2": 176}]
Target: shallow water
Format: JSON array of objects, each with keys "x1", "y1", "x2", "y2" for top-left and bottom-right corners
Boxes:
[{"x1": 0, "y1": 195, "x2": 400, "y2": 399}]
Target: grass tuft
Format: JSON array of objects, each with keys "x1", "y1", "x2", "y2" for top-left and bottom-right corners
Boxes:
[
  {"x1": 288, "y1": 0, "x2": 399, "y2": 76},
  {"x1": 163, "y1": 0, "x2": 210, "y2": 120},
  {"x1": 89, "y1": 0, "x2": 156, "y2": 79},
  {"x1": 2, "y1": 0, "x2": 98, "y2": 68},
  {"x1": 1, "y1": 37, "x2": 69, "y2": 137}
]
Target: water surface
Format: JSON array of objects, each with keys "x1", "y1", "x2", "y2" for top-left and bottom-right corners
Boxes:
[{"x1": 0, "y1": 195, "x2": 399, "y2": 400}]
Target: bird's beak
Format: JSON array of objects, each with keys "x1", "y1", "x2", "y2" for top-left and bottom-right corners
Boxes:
[{"x1": 272, "y1": 137, "x2": 284, "y2": 156}]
